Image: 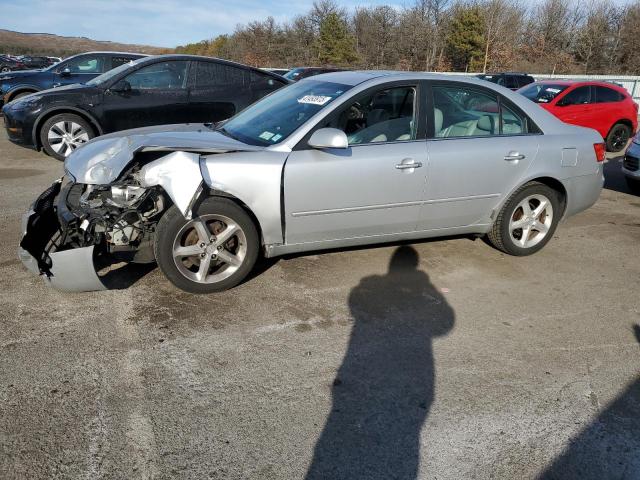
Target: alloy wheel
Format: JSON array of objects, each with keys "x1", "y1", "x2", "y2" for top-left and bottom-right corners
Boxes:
[
  {"x1": 47, "y1": 121, "x2": 90, "y2": 157},
  {"x1": 508, "y1": 194, "x2": 554, "y2": 248},
  {"x1": 172, "y1": 214, "x2": 247, "y2": 284},
  {"x1": 611, "y1": 125, "x2": 630, "y2": 151}
]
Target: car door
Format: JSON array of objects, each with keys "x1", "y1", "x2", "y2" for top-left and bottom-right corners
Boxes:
[
  {"x1": 420, "y1": 82, "x2": 539, "y2": 230},
  {"x1": 100, "y1": 60, "x2": 190, "y2": 132},
  {"x1": 187, "y1": 60, "x2": 253, "y2": 123},
  {"x1": 284, "y1": 83, "x2": 428, "y2": 244},
  {"x1": 551, "y1": 85, "x2": 598, "y2": 128},
  {"x1": 52, "y1": 54, "x2": 107, "y2": 88}
]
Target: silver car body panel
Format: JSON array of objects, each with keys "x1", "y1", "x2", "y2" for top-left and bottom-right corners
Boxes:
[
  {"x1": 65, "y1": 123, "x2": 263, "y2": 185},
  {"x1": 46, "y1": 246, "x2": 107, "y2": 292},
  {"x1": 137, "y1": 151, "x2": 203, "y2": 219}
]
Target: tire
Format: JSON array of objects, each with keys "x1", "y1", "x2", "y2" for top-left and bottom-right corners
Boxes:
[
  {"x1": 1, "y1": 67, "x2": 10, "y2": 73},
  {"x1": 606, "y1": 122, "x2": 631, "y2": 153},
  {"x1": 39, "y1": 113, "x2": 94, "y2": 161},
  {"x1": 154, "y1": 197, "x2": 259, "y2": 293},
  {"x1": 487, "y1": 182, "x2": 561, "y2": 256},
  {"x1": 626, "y1": 177, "x2": 640, "y2": 194},
  {"x1": 11, "y1": 91, "x2": 34, "y2": 101}
]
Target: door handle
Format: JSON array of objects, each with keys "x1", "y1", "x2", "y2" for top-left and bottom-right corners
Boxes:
[
  {"x1": 504, "y1": 153, "x2": 525, "y2": 161},
  {"x1": 395, "y1": 161, "x2": 423, "y2": 170}
]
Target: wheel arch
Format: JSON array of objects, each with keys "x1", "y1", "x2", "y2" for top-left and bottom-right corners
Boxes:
[
  {"x1": 32, "y1": 107, "x2": 103, "y2": 149},
  {"x1": 205, "y1": 189, "x2": 266, "y2": 248},
  {"x1": 5, "y1": 86, "x2": 40, "y2": 102},
  {"x1": 495, "y1": 176, "x2": 568, "y2": 222}
]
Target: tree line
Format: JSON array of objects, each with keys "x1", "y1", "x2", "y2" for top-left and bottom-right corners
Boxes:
[{"x1": 175, "y1": 0, "x2": 640, "y2": 75}]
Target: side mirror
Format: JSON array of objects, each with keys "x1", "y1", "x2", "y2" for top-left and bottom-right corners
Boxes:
[
  {"x1": 59, "y1": 68, "x2": 71, "y2": 77},
  {"x1": 308, "y1": 128, "x2": 348, "y2": 149},
  {"x1": 110, "y1": 80, "x2": 132, "y2": 93}
]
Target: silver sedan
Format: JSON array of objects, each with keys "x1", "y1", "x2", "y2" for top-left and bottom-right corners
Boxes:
[{"x1": 18, "y1": 71, "x2": 605, "y2": 293}]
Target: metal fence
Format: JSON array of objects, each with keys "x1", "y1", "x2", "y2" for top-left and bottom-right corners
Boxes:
[{"x1": 438, "y1": 72, "x2": 640, "y2": 100}]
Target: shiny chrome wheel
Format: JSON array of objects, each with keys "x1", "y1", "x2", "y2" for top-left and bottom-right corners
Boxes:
[
  {"x1": 171, "y1": 214, "x2": 247, "y2": 284},
  {"x1": 508, "y1": 194, "x2": 553, "y2": 248},
  {"x1": 47, "y1": 121, "x2": 90, "y2": 157}
]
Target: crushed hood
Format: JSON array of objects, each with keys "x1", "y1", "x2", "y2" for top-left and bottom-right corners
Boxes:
[{"x1": 64, "y1": 123, "x2": 264, "y2": 184}]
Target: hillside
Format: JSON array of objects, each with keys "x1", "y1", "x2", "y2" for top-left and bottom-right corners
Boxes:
[{"x1": 0, "y1": 29, "x2": 171, "y2": 57}]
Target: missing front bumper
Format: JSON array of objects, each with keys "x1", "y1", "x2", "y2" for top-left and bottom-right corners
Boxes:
[{"x1": 17, "y1": 180, "x2": 106, "y2": 292}]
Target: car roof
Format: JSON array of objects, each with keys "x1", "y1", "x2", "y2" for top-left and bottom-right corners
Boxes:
[
  {"x1": 535, "y1": 79, "x2": 623, "y2": 88},
  {"x1": 307, "y1": 70, "x2": 526, "y2": 87}
]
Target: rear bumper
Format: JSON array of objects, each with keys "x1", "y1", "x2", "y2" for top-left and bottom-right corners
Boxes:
[{"x1": 18, "y1": 180, "x2": 106, "y2": 292}]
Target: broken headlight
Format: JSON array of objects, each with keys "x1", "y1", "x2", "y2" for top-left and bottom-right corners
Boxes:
[{"x1": 109, "y1": 185, "x2": 146, "y2": 207}]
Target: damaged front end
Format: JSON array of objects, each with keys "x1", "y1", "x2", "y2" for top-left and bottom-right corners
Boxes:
[{"x1": 18, "y1": 166, "x2": 169, "y2": 292}]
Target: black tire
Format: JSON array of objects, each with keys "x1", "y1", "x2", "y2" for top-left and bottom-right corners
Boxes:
[
  {"x1": 626, "y1": 177, "x2": 640, "y2": 194},
  {"x1": 487, "y1": 182, "x2": 561, "y2": 256},
  {"x1": 0, "y1": 67, "x2": 10, "y2": 73},
  {"x1": 606, "y1": 123, "x2": 631, "y2": 153},
  {"x1": 39, "y1": 113, "x2": 95, "y2": 161},
  {"x1": 154, "y1": 197, "x2": 259, "y2": 294}
]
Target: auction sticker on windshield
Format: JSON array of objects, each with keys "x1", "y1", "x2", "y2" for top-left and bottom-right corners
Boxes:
[{"x1": 297, "y1": 95, "x2": 332, "y2": 105}]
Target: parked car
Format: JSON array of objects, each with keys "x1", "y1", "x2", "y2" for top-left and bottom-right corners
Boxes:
[
  {"x1": 477, "y1": 72, "x2": 535, "y2": 90},
  {"x1": 47, "y1": 56, "x2": 62, "y2": 65},
  {"x1": 622, "y1": 133, "x2": 640, "y2": 193},
  {"x1": 518, "y1": 80, "x2": 638, "y2": 152},
  {"x1": 283, "y1": 67, "x2": 343, "y2": 82},
  {"x1": 2, "y1": 54, "x2": 290, "y2": 160},
  {"x1": 0, "y1": 51, "x2": 146, "y2": 107},
  {"x1": 19, "y1": 56, "x2": 52, "y2": 69},
  {"x1": 18, "y1": 72, "x2": 604, "y2": 293},
  {"x1": 0, "y1": 55, "x2": 26, "y2": 73}
]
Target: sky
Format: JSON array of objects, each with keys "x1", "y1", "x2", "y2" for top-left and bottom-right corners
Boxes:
[
  {"x1": 0, "y1": 0, "x2": 635, "y2": 48},
  {"x1": 0, "y1": 0, "x2": 394, "y2": 48}
]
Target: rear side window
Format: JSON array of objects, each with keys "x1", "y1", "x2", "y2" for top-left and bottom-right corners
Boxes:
[
  {"x1": 432, "y1": 84, "x2": 532, "y2": 138},
  {"x1": 504, "y1": 76, "x2": 519, "y2": 89},
  {"x1": 111, "y1": 56, "x2": 136, "y2": 69},
  {"x1": 63, "y1": 55, "x2": 106, "y2": 74},
  {"x1": 195, "y1": 61, "x2": 247, "y2": 88},
  {"x1": 595, "y1": 86, "x2": 625, "y2": 103},
  {"x1": 558, "y1": 86, "x2": 591, "y2": 106}
]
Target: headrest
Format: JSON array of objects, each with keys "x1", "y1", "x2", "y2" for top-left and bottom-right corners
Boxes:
[{"x1": 476, "y1": 115, "x2": 494, "y2": 133}]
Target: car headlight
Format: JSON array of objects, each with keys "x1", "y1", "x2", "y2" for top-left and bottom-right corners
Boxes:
[
  {"x1": 109, "y1": 185, "x2": 146, "y2": 207},
  {"x1": 633, "y1": 133, "x2": 640, "y2": 146}
]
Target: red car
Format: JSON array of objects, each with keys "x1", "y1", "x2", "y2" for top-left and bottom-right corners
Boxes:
[{"x1": 518, "y1": 80, "x2": 638, "y2": 152}]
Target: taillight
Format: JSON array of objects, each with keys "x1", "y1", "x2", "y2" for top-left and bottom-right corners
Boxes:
[{"x1": 593, "y1": 142, "x2": 606, "y2": 162}]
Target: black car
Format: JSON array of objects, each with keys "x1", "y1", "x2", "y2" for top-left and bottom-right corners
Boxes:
[
  {"x1": 0, "y1": 55, "x2": 26, "y2": 73},
  {"x1": 476, "y1": 72, "x2": 535, "y2": 90},
  {"x1": 2, "y1": 54, "x2": 290, "y2": 160},
  {"x1": 0, "y1": 51, "x2": 146, "y2": 106},
  {"x1": 283, "y1": 67, "x2": 344, "y2": 82}
]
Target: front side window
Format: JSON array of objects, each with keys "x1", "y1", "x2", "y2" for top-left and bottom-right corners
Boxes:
[
  {"x1": 220, "y1": 80, "x2": 352, "y2": 146},
  {"x1": 124, "y1": 61, "x2": 188, "y2": 90},
  {"x1": 519, "y1": 83, "x2": 569, "y2": 104},
  {"x1": 62, "y1": 55, "x2": 105, "y2": 74},
  {"x1": 85, "y1": 57, "x2": 147, "y2": 87},
  {"x1": 319, "y1": 85, "x2": 417, "y2": 145},
  {"x1": 558, "y1": 86, "x2": 591, "y2": 106}
]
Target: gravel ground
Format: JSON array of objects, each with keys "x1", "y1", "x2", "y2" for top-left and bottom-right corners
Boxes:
[{"x1": 0, "y1": 131, "x2": 638, "y2": 480}]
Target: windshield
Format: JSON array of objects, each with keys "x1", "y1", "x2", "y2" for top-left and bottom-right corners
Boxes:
[
  {"x1": 519, "y1": 83, "x2": 569, "y2": 103},
  {"x1": 85, "y1": 57, "x2": 147, "y2": 86},
  {"x1": 221, "y1": 79, "x2": 352, "y2": 146},
  {"x1": 283, "y1": 68, "x2": 306, "y2": 81}
]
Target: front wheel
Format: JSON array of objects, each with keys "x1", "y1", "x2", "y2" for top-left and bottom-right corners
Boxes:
[
  {"x1": 40, "y1": 113, "x2": 94, "y2": 161},
  {"x1": 154, "y1": 197, "x2": 259, "y2": 293},
  {"x1": 1, "y1": 66, "x2": 11, "y2": 73},
  {"x1": 487, "y1": 182, "x2": 561, "y2": 256}
]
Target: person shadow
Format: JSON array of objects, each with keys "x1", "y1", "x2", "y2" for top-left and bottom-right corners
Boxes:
[
  {"x1": 539, "y1": 324, "x2": 640, "y2": 479},
  {"x1": 305, "y1": 246, "x2": 455, "y2": 480}
]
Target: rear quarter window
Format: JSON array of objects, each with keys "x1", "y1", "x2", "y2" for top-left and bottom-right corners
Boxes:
[{"x1": 595, "y1": 86, "x2": 625, "y2": 103}]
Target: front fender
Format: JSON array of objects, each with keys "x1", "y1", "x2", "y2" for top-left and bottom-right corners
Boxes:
[{"x1": 137, "y1": 151, "x2": 203, "y2": 219}]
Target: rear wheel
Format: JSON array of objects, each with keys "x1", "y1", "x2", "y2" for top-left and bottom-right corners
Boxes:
[
  {"x1": 154, "y1": 197, "x2": 259, "y2": 293},
  {"x1": 487, "y1": 182, "x2": 561, "y2": 256},
  {"x1": 11, "y1": 91, "x2": 34, "y2": 101},
  {"x1": 0, "y1": 66, "x2": 10, "y2": 73},
  {"x1": 606, "y1": 123, "x2": 631, "y2": 152},
  {"x1": 40, "y1": 113, "x2": 94, "y2": 161}
]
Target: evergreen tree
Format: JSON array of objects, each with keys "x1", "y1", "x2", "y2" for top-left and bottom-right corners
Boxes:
[{"x1": 314, "y1": 12, "x2": 359, "y2": 66}]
